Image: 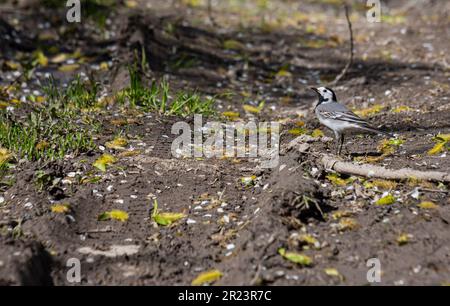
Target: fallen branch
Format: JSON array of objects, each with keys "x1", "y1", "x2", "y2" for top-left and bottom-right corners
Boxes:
[
  {"x1": 329, "y1": 4, "x2": 354, "y2": 86},
  {"x1": 321, "y1": 154, "x2": 450, "y2": 183}
]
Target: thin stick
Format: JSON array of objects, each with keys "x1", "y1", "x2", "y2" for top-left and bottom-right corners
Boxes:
[
  {"x1": 330, "y1": 4, "x2": 354, "y2": 86},
  {"x1": 207, "y1": 0, "x2": 218, "y2": 27}
]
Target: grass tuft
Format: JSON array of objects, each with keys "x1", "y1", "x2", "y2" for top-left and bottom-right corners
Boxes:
[{"x1": 117, "y1": 66, "x2": 216, "y2": 117}]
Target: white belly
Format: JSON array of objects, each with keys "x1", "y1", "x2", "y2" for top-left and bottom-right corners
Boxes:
[{"x1": 318, "y1": 117, "x2": 359, "y2": 133}]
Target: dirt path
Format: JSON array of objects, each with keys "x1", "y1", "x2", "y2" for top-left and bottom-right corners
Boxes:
[{"x1": 0, "y1": 0, "x2": 449, "y2": 285}]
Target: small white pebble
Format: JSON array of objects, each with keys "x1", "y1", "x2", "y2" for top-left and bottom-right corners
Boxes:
[
  {"x1": 99, "y1": 145, "x2": 105, "y2": 151},
  {"x1": 186, "y1": 218, "x2": 196, "y2": 224},
  {"x1": 226, "y1": 243, "x2": 235, "y2": 250},
  {"x1": 24, "y1": 202, "x2": 33, "y2": 209},
  {"x1": 67, "y1": 172, "x2": 76, "y2": 178},
  {"x1": 410, "y1": 188, "x2": 420, "y2": 200},
  {"x1": 222, "y1": 215, "x2": 230, "y2": 223},
  {"x1": 114, "y1": 199, "x2": 124, "y2": 204}
]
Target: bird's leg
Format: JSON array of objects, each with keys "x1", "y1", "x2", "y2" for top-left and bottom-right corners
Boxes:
[
  {"x1": 334, "y1": 131, "x2": 341, "y2": 155},
  {"x1": 338, "y1": 134, "x2": 345, "y2": 155}
]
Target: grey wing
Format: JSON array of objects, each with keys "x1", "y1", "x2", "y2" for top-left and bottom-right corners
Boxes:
[{"x1": 317, "y1": 104, "x2": 375, "y2": 129}]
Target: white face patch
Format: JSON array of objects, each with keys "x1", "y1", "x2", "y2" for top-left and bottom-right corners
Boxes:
[{"x1": 317, "y1": 87, "x2": 334, "y2": 102}]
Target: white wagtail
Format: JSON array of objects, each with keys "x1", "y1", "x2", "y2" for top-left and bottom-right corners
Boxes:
[{"x1": 311, "y1": 87, "x2": 391, "y2": 155}]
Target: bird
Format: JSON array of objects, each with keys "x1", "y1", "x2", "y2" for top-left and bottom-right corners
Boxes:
[{"x1": 311, "y1": 87, "x2": 391, "y2": 155}]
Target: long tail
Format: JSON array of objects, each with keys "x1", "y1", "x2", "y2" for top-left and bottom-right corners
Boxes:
[{"x1": 359, "y1": 125, "x2": 394, "y2": 137}]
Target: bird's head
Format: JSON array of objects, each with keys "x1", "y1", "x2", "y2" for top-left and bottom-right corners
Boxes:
[{"x1": 310, "y1": 87, "x2": 337, "y2": 104}]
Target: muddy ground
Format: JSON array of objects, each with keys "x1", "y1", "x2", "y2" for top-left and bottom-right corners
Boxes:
[{"x1": 0, "y1": 0, "x2": 449, "y2": 285}]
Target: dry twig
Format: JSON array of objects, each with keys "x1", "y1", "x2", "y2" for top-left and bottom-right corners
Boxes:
[
  {"x1": 329, "y1": 4, "x2": 354, "y2": 86},
  {"x1": 321, "y1": 154, "x2": 450, "y2": 183}
]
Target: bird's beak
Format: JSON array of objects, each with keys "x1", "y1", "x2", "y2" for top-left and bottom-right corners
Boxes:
[{"x1": 310, "y1": 87, "x2": 319, "y2": 94}]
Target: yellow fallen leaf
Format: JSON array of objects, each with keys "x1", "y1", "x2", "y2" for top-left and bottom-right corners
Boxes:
[
  {"x1": 93, "y1": 154, "x2": 117, "y2": 172},
  {"x1": 418, "y1": 201, "x2": 438, "y2": 209},
  {"x1": 124, "y1": 0, "x2": 138, "y2": 8},
  {"x1": 311, "y1": 129, "x2": 324, "y2": 137},
  {"x1": 182, "y1": 0, "x2": 202, "y2": 8},
  {"x1": 391, "y1": 105, "x2": 411, "y2": 113},
  {"x1": 0, "y1": 147, "x2": 12, "y2": 166},
  {"x1": 51, "y1": 203, "x2": 71, "y2": 214},
  {"x1": 428, "y1": 141, "x2": 446, "y2": 155},
  {"x1": 118, "y1": 150, "x2": 141, "y2": 158},
  {"x1": 375, "y1": 194, "x2": 396, "y2": 206},
  {"x1": 4, "y1": 61, "x2": 21, "y2": 70},
  {"x1": 278, "y1": 248, "x2": 313, "y2": 266},
  {"x1": 381, "y1": 14, "x2": 406, "y2": 25},
  {"x1": 50, "y1": 53, "x2": 70, "y2": 64},
  {"x1": 324, "y1": 268, "x2": 343, "y2": 280},
  {"x1": 36, "y1": 96, "x2": 46, "y2": 103},
  {"x1": 34, "y1": 50, "x2": 48, "y2": 67},
  {"x1": 338, "y1": 218, "x2": 359, "y2": 231},
  {"x1": 326, "y1": 173, "x2": 354, "y2": 186},
  {"x1": 105, "y1": 137, "x2": 128, "y2": 150},
  {"x1": 377, "y1": 138, "x2": 404, "y2": 155},
  {"x1": 397, "y1": 233, "x2": 412, "y2": 245},
  {"x1": 364, "y1": 179, "x2": 397, "y2": 190},
  {"x1": 288, "y1": 127, "x2": 307, "y2": 136},
  {"x1": 109, "y1": 209, "x2": 129, "y2": 222},
  {"x1": 332, "y1": 210, "x2": 353, "y2": 220},
  {"x1": 191, "y1": 269, "x2": 223, "y2": 286},
  {"x1": 98, "y1": 209, "x2": 129, "y2": 222},
  {"x1": 0, "y1": 101, "x2": 10, "y2": 109},
  {"x1": 354, "y1": 104, "x2": 384, "y2": 117},
  {"x1": 242, "y1": 101, "x2": 265, "y2": 114},
  {"x1": 222, "y1": 111, "x2": 240, "y2": 119},
  {"x1": 275, "y1": 68, "x2": 292, "y2": 78},
  {"x1": 435, "y1": 134, "x2": 450, "y2": 142},
  {"x1": 58, "y1": 64, "x2": 80, "y2": 72},
  {"x1": 243, "y1": 104, "x2": 262, "y2": 114},
  {"x1": 300, "y1": 234, "x2": 319, "y2": 248},
  {"x1": 223, "y1": 39, "x2": 245, "y2": 50},
  {"x1": 99, "y1": 62, "x2": 109, "y2": 70},
  {"x1": 151, "y1": 199, "x2": 186, "y2": 226},
  {"x1": 154, "y1": 212, "x2": 186, "y2": 226}
]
